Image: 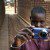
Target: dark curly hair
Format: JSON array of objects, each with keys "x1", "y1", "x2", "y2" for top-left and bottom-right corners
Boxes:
[{"x1": 31, "y1": 6, "x2": 46, "y2": 16}]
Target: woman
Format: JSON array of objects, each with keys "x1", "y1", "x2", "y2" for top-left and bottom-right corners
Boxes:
[{"x1": 11, "y1": 6, "x2": 50, "y2": 50}]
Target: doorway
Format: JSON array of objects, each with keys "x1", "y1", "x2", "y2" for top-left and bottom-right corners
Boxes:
[{"x1": 5, "y1": 0, "x2": 18, "y2": 14}]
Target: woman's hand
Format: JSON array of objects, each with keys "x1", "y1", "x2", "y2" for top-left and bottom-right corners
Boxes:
[{"x1": 13, "y1": 27, "x2": 34, "y2": 47}]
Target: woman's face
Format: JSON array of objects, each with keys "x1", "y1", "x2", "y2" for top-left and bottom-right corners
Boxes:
[{"x1": 31, "y1": 13, "x2": 46, "y2": 27}]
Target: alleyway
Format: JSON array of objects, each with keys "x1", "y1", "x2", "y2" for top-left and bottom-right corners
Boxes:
[{"x1": 0, "y1": 14, "x2": 30, "y2": 50}]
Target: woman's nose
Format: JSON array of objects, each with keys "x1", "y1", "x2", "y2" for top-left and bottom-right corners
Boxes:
[
  {"x1": 38, "y1": 22, "x2": 41, "y2": 27},
  {"x1": 38, "y1": 22, "x2": 44, "y2": 27}
]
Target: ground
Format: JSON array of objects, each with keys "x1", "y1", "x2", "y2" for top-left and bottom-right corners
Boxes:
[{"x1": 0, "y1": 5, "x2": 28, "y2": 50}]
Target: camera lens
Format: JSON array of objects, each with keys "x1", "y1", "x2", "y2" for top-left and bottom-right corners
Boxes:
[{"x1": 39, "y1": 32, "x2": 47, "y2": 38}]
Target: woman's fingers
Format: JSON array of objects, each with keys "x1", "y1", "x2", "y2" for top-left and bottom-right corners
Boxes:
[{"x1": 14, "y1": 34, "x2": 28, "y2": 47}]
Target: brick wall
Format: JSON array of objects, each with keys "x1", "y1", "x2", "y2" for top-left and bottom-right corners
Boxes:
[
  {"x1": 33, "y1": 0, "x2": 50, "y2": 26},
  {"x1": 18, "y1": 0, "x2": 50, "y2": 26}
]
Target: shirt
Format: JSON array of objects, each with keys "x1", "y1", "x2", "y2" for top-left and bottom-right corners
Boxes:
[{"x1": 10, "y1": 27, "x2": 50, "y2": 50}]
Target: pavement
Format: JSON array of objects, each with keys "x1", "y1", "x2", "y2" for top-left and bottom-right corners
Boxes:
[
  {"x1": 0, "y1": 5, "x2": 29, "y2": 50},
  {"x1": 0, "y1": 15, "x2": 9, "y2": 50}
]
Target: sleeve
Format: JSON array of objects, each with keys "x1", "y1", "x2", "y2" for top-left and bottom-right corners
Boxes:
[{"x1": 20, "y1": 43, "x2": 27, "y2": 50}]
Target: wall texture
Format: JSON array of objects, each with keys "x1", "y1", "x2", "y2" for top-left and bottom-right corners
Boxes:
[{"x1": 18, "y1": 0, "x2": 50, "y2": 26}]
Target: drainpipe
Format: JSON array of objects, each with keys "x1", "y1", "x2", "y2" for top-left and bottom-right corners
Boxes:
[{"x1": 14, "y1": 0, "x2": 16, "y2": 13}]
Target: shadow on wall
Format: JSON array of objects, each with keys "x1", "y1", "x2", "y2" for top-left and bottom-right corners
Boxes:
[{"x1": 0, "y1": 0, "x2": 5, "y2": 29}]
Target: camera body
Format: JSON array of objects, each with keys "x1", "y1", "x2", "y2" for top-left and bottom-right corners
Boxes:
[{"x1": 32, "y1": 28, "x2": 48, "y2": 39}]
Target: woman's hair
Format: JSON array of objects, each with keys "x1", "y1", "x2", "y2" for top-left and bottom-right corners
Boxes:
[
  {"x1": 31, "y1": 6, "x2": 46, "y2": 16},
  {"x1": 30, "y1": 6, "x2": 46, "y2": 25}
]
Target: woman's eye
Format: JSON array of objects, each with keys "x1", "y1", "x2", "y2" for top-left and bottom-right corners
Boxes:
[{"x1": 40, "y1": 21, "x2": 45, "y2": 24}]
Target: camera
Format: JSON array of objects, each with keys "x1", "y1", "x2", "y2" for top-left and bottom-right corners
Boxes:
[{"x1": 32, "y1": 28, "x2": 48, "y2": 39}]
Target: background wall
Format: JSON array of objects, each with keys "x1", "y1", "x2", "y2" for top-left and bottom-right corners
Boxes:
[{"x1": 18, "y1": 0, "x2": 50, "y2": 26}]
